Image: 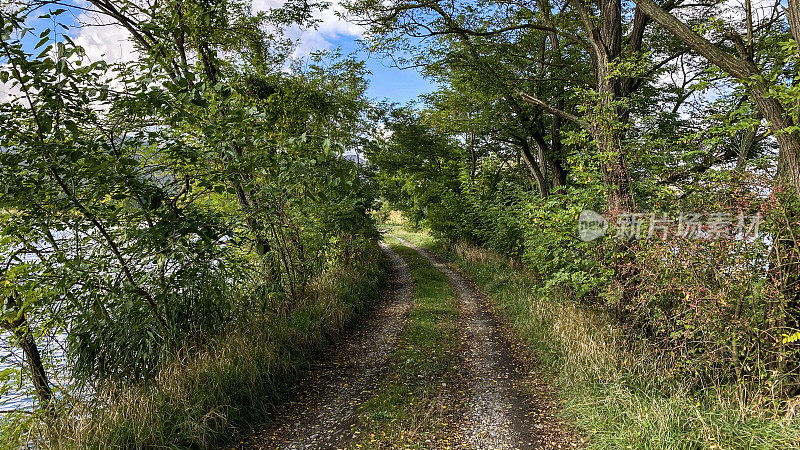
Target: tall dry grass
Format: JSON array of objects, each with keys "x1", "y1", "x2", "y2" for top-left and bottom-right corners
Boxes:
[
  {"x1": 443, "y1": 241, "x2": 800, "y2": 449},
  {"x1": 27, "y1": 244, "x2": 386, "y2": 449}
]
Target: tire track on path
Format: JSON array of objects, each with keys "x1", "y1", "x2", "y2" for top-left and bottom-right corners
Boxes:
[{"x1": 396, "y1": 238, "x2": 573, "y2": 450}]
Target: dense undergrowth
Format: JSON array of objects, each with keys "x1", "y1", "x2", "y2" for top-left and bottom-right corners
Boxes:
[
  {"x1": 391, "y1": 227, "x2": 800, "y2": 448},
  {"x1": 16, "y1": 244, "x2": 386, "y2": 449}
]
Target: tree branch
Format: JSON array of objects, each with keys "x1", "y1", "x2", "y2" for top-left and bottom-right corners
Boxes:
[{"x1": 516, "y1": 91, "x2": 591, "y2": 130}]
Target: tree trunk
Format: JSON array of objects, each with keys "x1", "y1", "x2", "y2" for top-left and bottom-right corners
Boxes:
[
  {"x1": 550, "y1": 102, "x2": 568, "y2": 189},
  {"x1": 736, "y1": 110, "x2": 762, "y2": 171},
  {"x1": 3, "y1": 296, "x2": 52, "y2": 408},
  {"x1": 16, "y1": 326, "x2": 52, "y2": 407},
  {"x1": 787, "y1": 0, "x2": 800, "y2": 60},
  {"x1": 536, "y1": 0, "x2": 570, "y2": 190},
  {"x1": 595, "y1": 124, "x2": 636, "y2": 215},
  {"x1": 518, "y1": 139, "x2": 550, "y2": 197}
]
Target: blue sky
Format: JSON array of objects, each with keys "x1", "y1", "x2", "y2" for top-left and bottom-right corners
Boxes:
[
  {"x1": 8, "y1": 1, "x2": 436, "y2": 105},
  {"x1": 334, "y1": 37, "x2": 436, "y2": 105}
]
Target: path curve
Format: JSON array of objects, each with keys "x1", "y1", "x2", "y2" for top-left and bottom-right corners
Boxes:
[
  {"x1": 240, "y1": 243, "x2": 413, "y2": 449},
  {"x1": 397, "y1": 238, "x2": 572, "y2": 450}
]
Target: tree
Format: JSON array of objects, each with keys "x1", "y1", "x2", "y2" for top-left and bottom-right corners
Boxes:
[{"x1": 0, "y1": 0, "x2": 381, "y2": 416}]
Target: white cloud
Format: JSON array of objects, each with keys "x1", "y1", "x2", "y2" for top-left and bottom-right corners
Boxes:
[
  {"x1": 0, "y1": 68, "x2": 22, "y2": 103},
  {"x1": 67, "y1": 0, "x2": 362, "y2": 64},
  {"x1": 71, "y1": 10, "x2": 138, "y2": 64},
  {"x1": 0, "y1": 5, "x2": 132, "y2": 102},
  {"x1": 252, "y1": 0, "x2": 364, "y2": 57}
]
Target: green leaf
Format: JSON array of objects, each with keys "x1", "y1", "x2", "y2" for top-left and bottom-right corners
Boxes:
[{"x1": 64, "y1": 120, "x2": 79, "y2": 135}]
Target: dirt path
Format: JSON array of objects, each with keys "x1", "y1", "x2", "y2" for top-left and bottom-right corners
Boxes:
[
  {"x1": 240, "y1": 239, "x2": 574, "y2": 449},
  {"x1": 239, "y1": 243, "x2": 413, "y2": 449},
  {"x1": 396, "y1": 238, "x2": 574, "y2": 450}
]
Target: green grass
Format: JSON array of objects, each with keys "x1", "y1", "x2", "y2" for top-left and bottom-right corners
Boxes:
[
  {"x1": 349, "y1": 243, "x2": 461, "y2": 449},
  {"x1": 397, "y1": 230, "x2": 800, "y2": 450},
  {"x1": 381, "y1": 226, "x2": 436, "y2": 248},
  {"x1": 32, "y1": 244, "x2": 387, "y2": 450}
]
